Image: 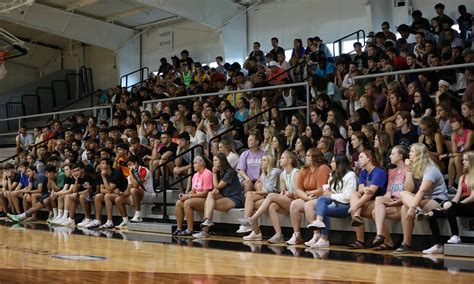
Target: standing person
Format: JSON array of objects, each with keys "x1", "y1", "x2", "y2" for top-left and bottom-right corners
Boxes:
[
  {"x1": 192, "y1": 153, "x2": 244, "y2": 238},
  {"x1": 347, "y1": 150, "x2": 388, "y2": 249},
  {"x1": 306, "y1": 154, "x2": 357, "y2": 248},
  {"x1": 395, "y1": 143, "x2": 448, "y2": 254},
  {"x1": 372, "y1": 146, "x2": 408, "y2": 250}
]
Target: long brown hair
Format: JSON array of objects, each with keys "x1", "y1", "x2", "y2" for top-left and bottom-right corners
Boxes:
[{"x1": 305, "y1": 148, "x2": 327, "y2": 168}]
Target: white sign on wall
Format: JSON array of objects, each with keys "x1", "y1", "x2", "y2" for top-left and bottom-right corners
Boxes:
[{"x1": 158, "y1": 27, "x2": 173, "y2": 52}]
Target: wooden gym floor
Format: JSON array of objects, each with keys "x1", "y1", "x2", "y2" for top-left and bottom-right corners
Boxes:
[{"x1": 0, "y1": 219, "x2": 473, "y2": 283}]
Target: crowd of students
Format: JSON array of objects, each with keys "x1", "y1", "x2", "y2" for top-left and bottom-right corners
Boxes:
[{"x1": 1, "y1": 3, "x2": 474, "y2": 255}]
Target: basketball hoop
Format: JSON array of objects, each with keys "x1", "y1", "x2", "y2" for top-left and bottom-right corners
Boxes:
[{"x1": 0, "y1": 49, "x2": 8, "y2": 80}]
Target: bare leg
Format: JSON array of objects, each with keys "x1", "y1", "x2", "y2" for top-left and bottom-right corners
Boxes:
[
  {"x1": 184, "y1": 198, "x2": 205, "y2": 231},
  {"x1": 175, "y1": 200, "x2": 185, "y2": 230},
  {"x1": 289, "y1": 199, "x2": 305, "y2": 233}
]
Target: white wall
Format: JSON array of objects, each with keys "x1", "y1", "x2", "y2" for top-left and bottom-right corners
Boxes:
[
  {"x1": 247, "y1": 0, "x2": 370, "y2": 53},
  {"x1": 141, "y1": 20, "x2": 223, "y2": 71}
]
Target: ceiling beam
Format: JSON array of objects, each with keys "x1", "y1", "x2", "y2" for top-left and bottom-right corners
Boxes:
[
  {"x1": 0, "y1": 2, "x2": 137, "y2": 51},
  {"x1": 131, "y1": 0, "x2": 245, "y2": 29},
  {"x1": 104, "y1": 7, "x2": 153, "y2": 22},
  {"x1": 64, "y1": 0, "x2": 99, "y2": 11}
]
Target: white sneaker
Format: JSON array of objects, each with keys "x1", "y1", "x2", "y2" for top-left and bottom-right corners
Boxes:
[
  {"x1": 85, "y1": 219, "x2": 101, "y2": 228},
  {"x1": 286, "y1": 233, "x2": 303, "y2": 245},
  {"x1": 55, "y1": 216, "x2": 68, "y2": 226},
  {"x1": 307, "y1": 220, "x2": 326, "y2": 229},
  {"x1": 77, "y1": 218, "x2": 91, "y2": 227},
  {"x1": 310, "y1": 238, "x2": 330, "y2": 248},
  {"x1": 243, "y1": 231, "x2": 262, "y2": 241},
  {"x1": 115, "y1": 221, "x2": 129, "y2": 230},
  {"x1": 130, "y1": 216, "x2": 143, "y2": 223},
  {"x1": 99, "y1": 222, "x2": 115, "y2": 229},
  {"x1": 61, "y1": 218, "x2": 76, "y2": 227},
  {"x1": 51, "y1": 215, "x2": 62, "y2": 225},
  {"x1": 236, "y1": 225, "x2": 252, "y2": 234},
  {"x1": 304, "y1": 234, "x2": 320, "y2": 247},
  {"x1": 422, "y1": 244, "x2": 443, "y2": 254},
  {"x1": 447, "y1": 235, "x2": 462, "y2": 244}
]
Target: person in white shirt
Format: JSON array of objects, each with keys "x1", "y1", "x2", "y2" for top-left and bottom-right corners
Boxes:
[
  {"x1": 185, "y1": 121, "x2": 206, "y2": 147},
  {"x1": 16, "y1": 126, "x2": 34, "y2": 155}
]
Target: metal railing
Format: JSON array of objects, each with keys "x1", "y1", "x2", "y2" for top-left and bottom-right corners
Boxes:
[
  {"x1": 0, "y1": 105, "x2": 113, "y2": 137},
  {"x1": 208, "y1": 106, "x2": 277, "y2": 156},
  {"x1": 120, "y1": 67, "x2": 149, "y2": 90},
  {"x1": 142, "y1": 82, "x2": 311, "y2": 123},
  {"x1": 332, "y1": 29, "x2": 366, "y2": 57},
  {"x1": 153, "y1": 144, "x2": 204, "y2": 220},
  {"x1": 353, "y1": 62, "x2": 474, "y2": 81}
]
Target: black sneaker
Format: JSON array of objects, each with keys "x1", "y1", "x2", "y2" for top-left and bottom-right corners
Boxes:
[
  {"x1": 394, "y1": 243, "x2": 413, "y2": 254},
  {"x1": 0, "y1": 211, "x2": 7, "y2": 218}
]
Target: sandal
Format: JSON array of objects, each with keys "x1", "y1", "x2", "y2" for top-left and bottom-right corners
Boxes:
[
  {"x1": 351, "y1": 216, "x2": 364, "y2": 227},
  {"x1": 373, "y1": 243, "x2": 394, "y2": 251},
  {"x1": 172, "y1": 228, "x2": 182, "y2": 236},
  {"x1": 372, "y1": 234, "x2": 385, "y2": 247},
  {"x1": 347, "y1": 240, "x2": 365, "y2": 249}
]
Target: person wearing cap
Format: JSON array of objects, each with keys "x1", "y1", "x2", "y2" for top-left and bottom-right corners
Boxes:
[
  {"x1": 312, "y1": 36, "x2": 334, "y2": 63},
  {"x1": 436, "y1": 79, "x2": 461, "y2": 113},
  {"x1": 267, "y1": 60, "x2": 287, "y2": 84}
]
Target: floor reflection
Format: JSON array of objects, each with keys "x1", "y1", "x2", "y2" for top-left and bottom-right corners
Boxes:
[{"x1": 1, "y1": 218, "x2": 473, "y2": 273}]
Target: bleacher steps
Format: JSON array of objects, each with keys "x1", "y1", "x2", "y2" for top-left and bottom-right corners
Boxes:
[
  {"x1": 444, "y1": 243, "x2": 474, "y2": 257},
  {"x1": 127, "y1": 222, "x2": 174, "y2": 234}
]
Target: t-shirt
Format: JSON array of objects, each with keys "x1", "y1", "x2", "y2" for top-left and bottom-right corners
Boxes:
[
  {"x1": 260, "y1": 168, "x2": 282, "y2": 193},
  {"x1": 386, "y1": 166, "x2": 408, "y2": 200},
  {"x1": 191, "y1": 168, "x2": 213, "y2": 193},
  {"x1": 30, "y1": 173, "x2": 48, "y2": 194},
  {"x1": 419, "y1": 166, "x2": 448, "y2": 201},
  {"x1": 190, "y1": 130, "x2": 206, "y2": 146},
  {"x1": 295, "y1": 165, "x2": 331, "y2": 192},
  {"x1": 358, "y1": 167, "x2": 387, "y2": 199},
  {"x1": 55, "y1": 171, "x2": 65, "y2": 189},
  {"x1": 19, "y1": 172, "x2": 29, "y2": 187},
  {"x1": 100, "y1": 169, "x2": 128, "y2": 192},
  {"x1": 227, "y1": 152, "x2": 240, "y2": 169},
  {"x1": 220, "y1": 170, "x2": 243, "y2": 202},
  {"x1": 281, "y1": 168, "x2": 299, "y2": 193},
  {"x1": 159, "y1": 142, "x2": 178, "y2": 157},
  {"x1": 394, "y1": 128, "x2": 418, "y2": 150},
  {"x1": 77, "y1": 175, "x2": 97, "y2": 191},
  {"x1": 237, "y1": 149, "x2": 265, "y2": 181},
  {"x1": 128, "y1": 166, "x2": 153, "y2": 193}
]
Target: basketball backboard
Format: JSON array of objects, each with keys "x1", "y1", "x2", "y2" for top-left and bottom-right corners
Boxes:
[{"x1": 0, "y1": 27, "x2": 28, "y2": 60}]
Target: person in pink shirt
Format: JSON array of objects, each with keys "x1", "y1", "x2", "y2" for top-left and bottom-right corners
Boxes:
[
  {"x1": 173, "y1": 156, "x2": 213, "y2": 236},
  {"x1": 372, "y1": 145, "x2": 408, "y2": 250}
]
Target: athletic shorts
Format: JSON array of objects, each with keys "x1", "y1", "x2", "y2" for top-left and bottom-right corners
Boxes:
[{"x1": 38, "y1": 192, "x2": 51, "y2": 205}]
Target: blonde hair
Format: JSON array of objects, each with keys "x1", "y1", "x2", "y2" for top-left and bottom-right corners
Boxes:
[
  {"x1": 410, "y1": 143, "x2": 437, "y2": 179},
  {"x1": 261, "y1": 154, "x2": 275, "y2": 176},
  {"x1": 465, "y1": 151, "x2": 474, "y2": 192}
]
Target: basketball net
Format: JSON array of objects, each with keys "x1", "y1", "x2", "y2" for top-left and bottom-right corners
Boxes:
[{"x1": 0, "y1": 49, "x2": 8, "y2": 80}]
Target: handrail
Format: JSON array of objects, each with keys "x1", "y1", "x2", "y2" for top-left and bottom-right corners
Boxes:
[
  {"x1": 266, "y1": 59, "x2": 307, "y2": 82},
  {"x1": 36, "y1": 86, "x2": 56, "y2": 108},
  {"x1": 353, "y1": 62, "x2": 474, "y2": 81},
  {"x1": 153, "y1": 144, "x2": 204, "y2": 220},
  {"x1": 332, "y1": 29, "x2": 366, "y2": 57},
  {"x1": 208, "y1": 106, "x2": 277, "y2": 156},
  {"x1": 21, "y1": 94, "x2": 41, "y2": 115},
  {"x1": 0, "y1": 105, "x2": 113, "y2": 122},
  {"x1": 120, "y1": 67, "x2": 149, "y2": 89},
  {"x1": 52, "y1": 79, "x2": 71, "y2": 101},
  {"x1": 142, "y1": 82, "x2": 309, "y2": 107}
]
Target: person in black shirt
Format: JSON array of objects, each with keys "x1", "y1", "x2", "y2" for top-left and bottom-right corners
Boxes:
[
  {"x1": 1, "y1": 163, "x2": 20, "y2": 216},
  {"x1": 411, "y1": 10, "x2": 431, "y2": 32},
  {"x1": 149, "y1": 130, "x2": 178, "y2": 186},
  {"x1": 457, "y1": 5, "x2": 472, "y2": 44},
  {"x1": 86, "y1": 158, "x2": 127, "y2": 229},
  {"x1": 269, "y1": 37, "x2": 285, "y2": 61}
]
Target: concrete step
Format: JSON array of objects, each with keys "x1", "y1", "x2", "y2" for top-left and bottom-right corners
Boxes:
[
  {"x1": 0, "y1": 147, "x2": 17, "y2": 162},
  {"x1": 444, "y1": 243, "x2": 474, "y2": 258},
  {"x1": 127, "y1": 222, "x2": 174, "y2": 234}
]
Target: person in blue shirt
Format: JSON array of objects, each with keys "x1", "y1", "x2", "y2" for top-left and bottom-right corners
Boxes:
[
  {"x1": 347, "y1": 149, "x2": 388, "y2": 249},
  {"x1": 314, "y1": 56, "x2": 336, "y2": 79}
]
